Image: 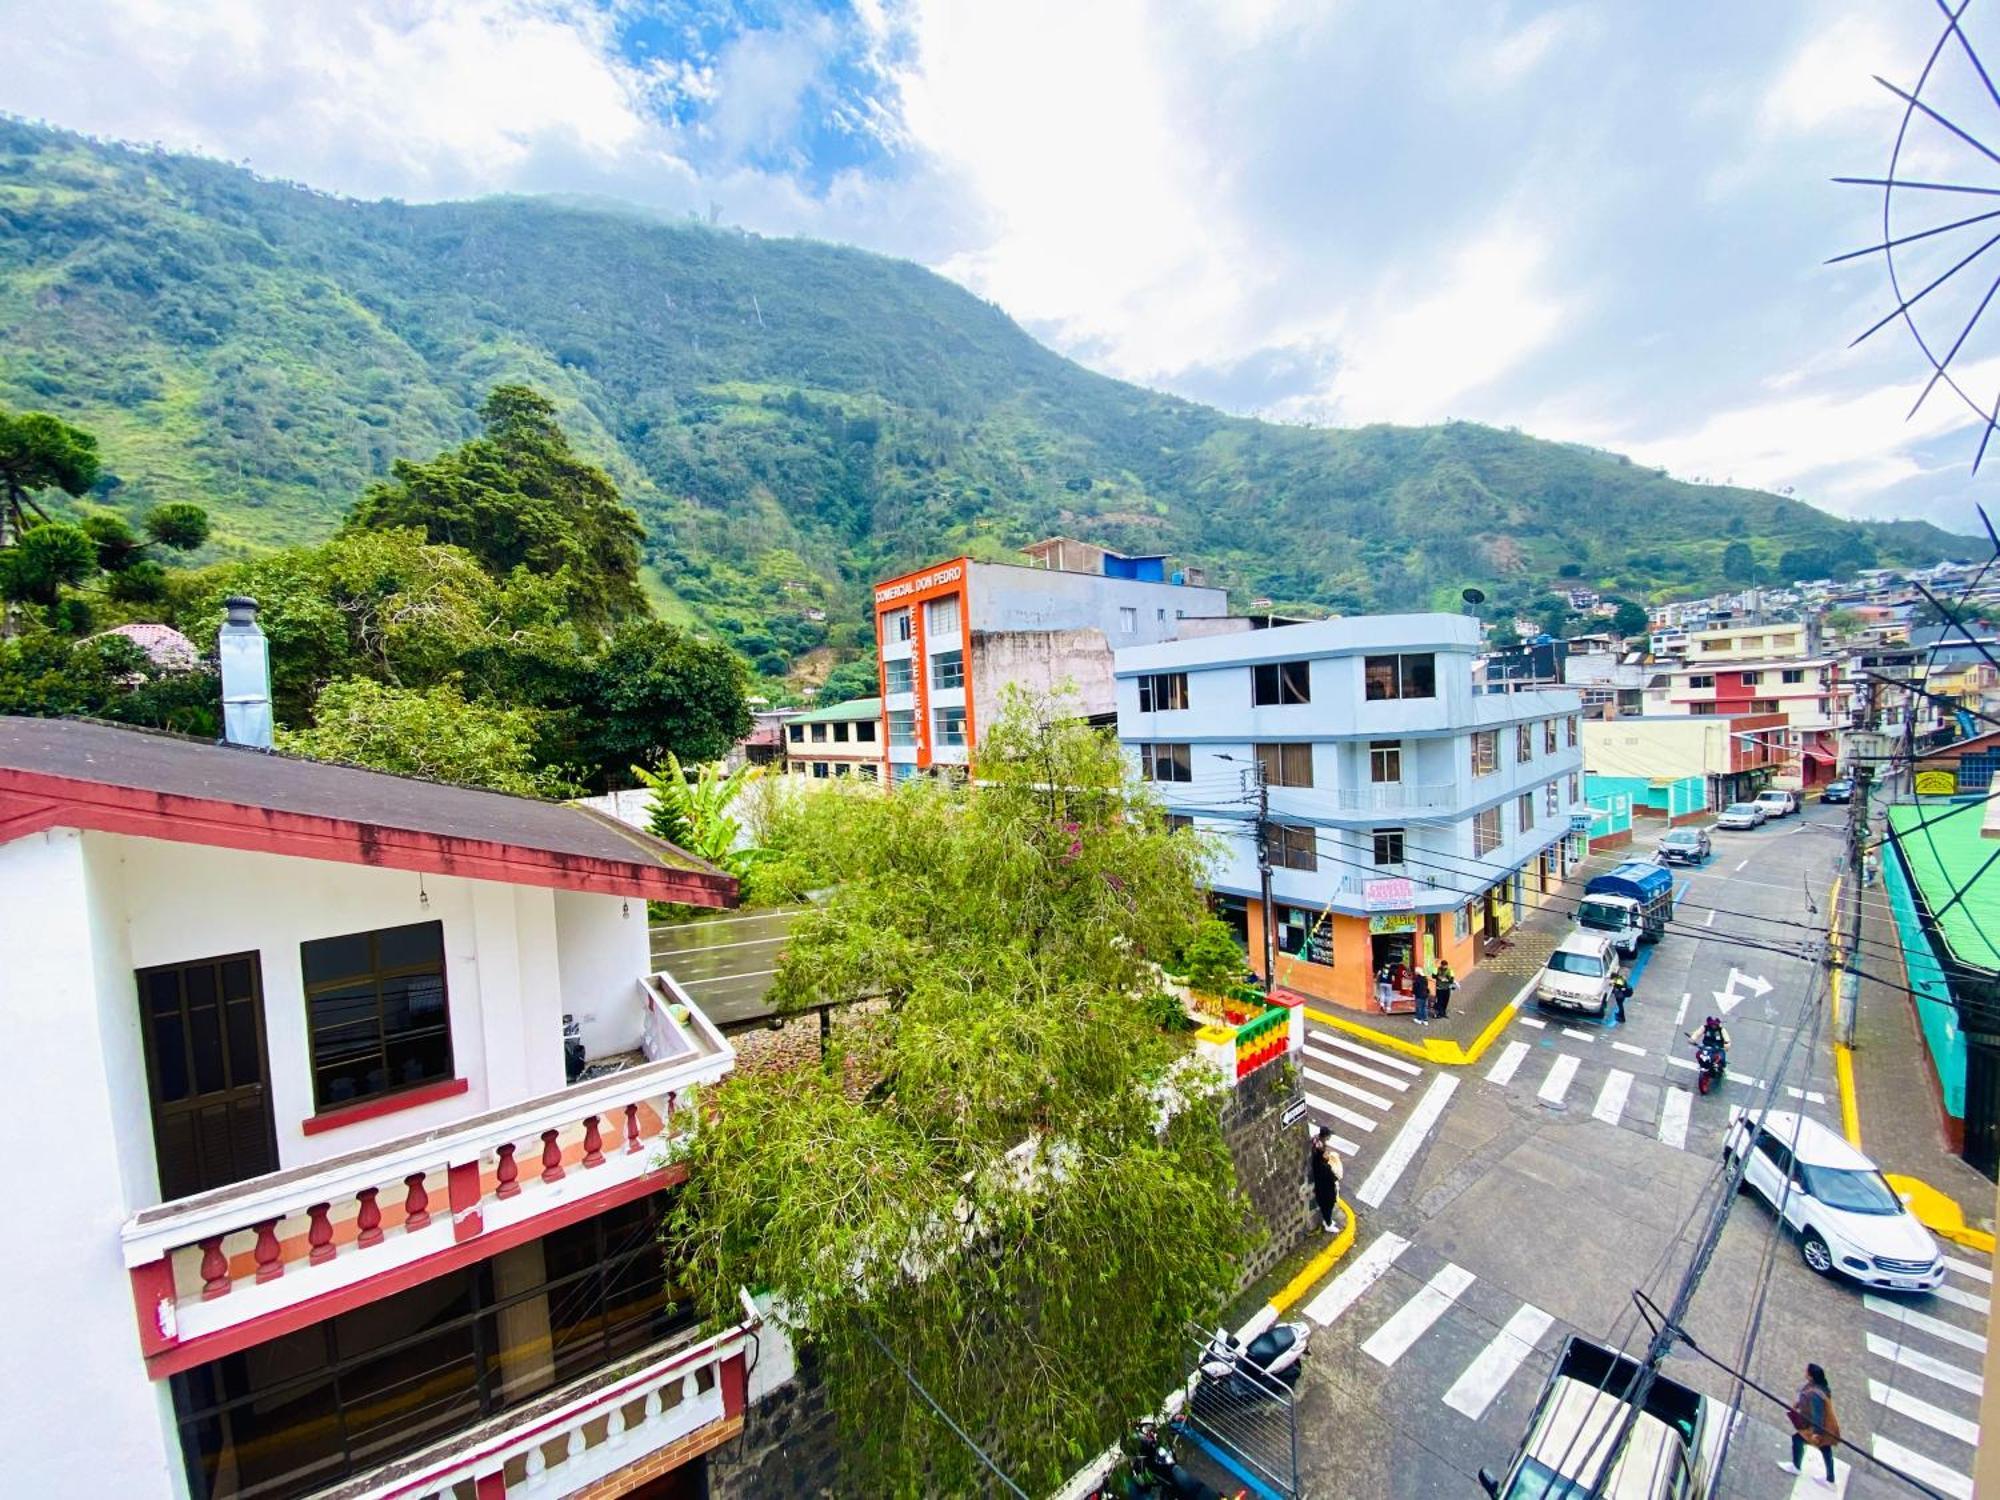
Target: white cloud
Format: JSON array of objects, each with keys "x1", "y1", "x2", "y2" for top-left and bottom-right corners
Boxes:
[
  {"x1": 893, "y1": 0, "x2": 1272, "y2": 380},
  {"x1": 1758, "y1": 13, "x2": 1899, "y2": 137},
  {"x1": 0, "y1": 0, "x2": 681, "y2": 200},
  {"x1": 1268, "y1": 222, "x2": 1572, "y2": 426},
  {"x1": 1475, "y1": 7, "x2": 1590, "y2": 88}
]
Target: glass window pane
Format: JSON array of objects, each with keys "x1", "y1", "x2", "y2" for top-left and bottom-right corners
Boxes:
[
  {"x1": 376, "y1": 922, "x2": 443, "y2": 971},
  {"x1": 225, "y1": 998, "x2": 262, "y2": 1087},
  {"x1": 1401, "y1": 654, "x2": 1435, "y2": 698},
  {"x1": 152, "y1": 1012, "x2": 190, "y2": 1102},
  {"x1": 188, "y1": 991, "x2": 226, "y2": 1095},
  {"x1": 1282, "y1": 661, "x2": 1310, "y2": 703},
  {"x1": 1364, "y1": 656, "x2": 1396, "y2": 700},
  {"x1": 220, "y1": 958, "x2": 256, "y2": 1002},
  {"x1": 302, "y1": 932, "x2": 373, "y2": 986},
  {"x1": 385, "y1": 1032, "x2": 452, "y2": 1090}
]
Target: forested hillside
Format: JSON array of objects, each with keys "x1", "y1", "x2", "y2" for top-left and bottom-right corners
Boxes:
[{"x1": 0, "y1": 119, "x2": 1969, "y2": 679}]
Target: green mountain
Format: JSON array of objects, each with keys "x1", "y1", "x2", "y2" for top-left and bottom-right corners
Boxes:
[{"x1": 0, "y1": 119, "x2": 1970, "y2": 677}]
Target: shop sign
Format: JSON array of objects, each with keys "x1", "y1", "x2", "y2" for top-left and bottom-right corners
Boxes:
[
  {"x1": 1915, "y1": 768, "x2": 1958, "y2": 796},
  {"x1": 1363, "y1": 877, "x2": 1415, "y2": 911},
  {"x1": 1569, "y1": 812, "x2": 1593, "y2": 834},
  {"x1": 1302, "y1": 920, "x2": 1335, "y2": 966},
  {"x1": 875, "y1": 563, "x2": 964, "y2": 605},
  {"x1": 1369, "y1": 912, "x2": 1420, "y2": 934}
]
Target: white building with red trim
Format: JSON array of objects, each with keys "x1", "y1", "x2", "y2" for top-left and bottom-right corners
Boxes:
[{"x1": 0, "y1": 713, "x2": 759, "y2": 1500}]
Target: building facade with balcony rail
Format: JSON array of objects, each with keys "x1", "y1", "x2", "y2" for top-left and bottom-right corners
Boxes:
[
  {"x1": 0, "y1": 716, "x2": 759, "y2": 1500},
  {"x1": 1114, "y1": 614, "x2": 1585, "y2": 1013}
]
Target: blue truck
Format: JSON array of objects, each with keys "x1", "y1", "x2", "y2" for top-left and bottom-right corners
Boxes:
[{"x1": 1576, "y1": 861, "x2": 1675, "y2": 958}]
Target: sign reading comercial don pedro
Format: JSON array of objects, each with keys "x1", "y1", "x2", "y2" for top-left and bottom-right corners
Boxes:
[{"x1": 875, "y1": 564, "x2": 964, "y2": 605}]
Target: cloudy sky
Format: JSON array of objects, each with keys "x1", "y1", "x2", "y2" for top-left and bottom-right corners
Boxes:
[{"x1": 5, "y1": 0, "x2": 1999, "y2": 535}]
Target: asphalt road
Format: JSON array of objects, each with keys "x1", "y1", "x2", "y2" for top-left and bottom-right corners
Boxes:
[{"x1": 1283, "y1": 805, "x2": 1990, "y2": 1500}]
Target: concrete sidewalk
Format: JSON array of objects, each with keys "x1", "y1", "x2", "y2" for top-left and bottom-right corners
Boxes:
[{"x1": 1845, "y1": 873, "x2": 1996, "y2": 1242}]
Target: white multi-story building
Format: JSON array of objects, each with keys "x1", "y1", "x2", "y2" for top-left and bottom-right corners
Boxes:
[
  {"x1": 1115, "y1": 614, "x2": 1585, "y2": 1013},
  {"x1": 0, "y1": 706, "x2": 763, "y2": 1500}
]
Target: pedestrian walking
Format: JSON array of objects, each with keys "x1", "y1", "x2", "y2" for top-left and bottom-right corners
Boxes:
[
  {"x1": 1433, "y1": 961, "x2": 1455, "y2": 1020},
  {"x1": 1308, "y1": 1128, "x2": 1343, "y2": 1232},
  {"x1": 1411, "y1": 966, "x2": 1432, "y2": 1026},
  {"x1": 1778, "y1": 1363, "x2": 1838, "y2": 1486},
  {"x1": 1375, "y1": 963, "x2": 1393, "y2": 1012},
  {"x1": 1612, "y1": 972, "x2": 1630, "y2": 1025},
  {"x1": 1862, "y1": 850, "x2": 1880, "y2": 888}
]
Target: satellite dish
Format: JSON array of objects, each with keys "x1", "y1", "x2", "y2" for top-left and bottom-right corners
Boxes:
[{"x1": 1462, "y1": 587, "x2": 1487, "y2": 605}]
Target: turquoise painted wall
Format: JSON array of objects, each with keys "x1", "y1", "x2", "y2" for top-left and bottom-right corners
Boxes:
[{"x1": 1883, "y1": 845, "x2": 1968, "y2": 1121}]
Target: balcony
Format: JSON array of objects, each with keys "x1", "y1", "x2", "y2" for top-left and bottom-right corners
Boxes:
[
  {"x1": 122, "y1": 973, "x2": 734, "y2": 1373},
  {"x1": 328, "y1": 1315, "x2": 757, "y2": 1500},
  {"x1": 1330, "y1": 782, "x2": 1455, "y2": 813}
]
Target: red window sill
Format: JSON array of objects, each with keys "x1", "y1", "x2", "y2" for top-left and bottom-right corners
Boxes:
[{"x1": 302, "y1": 1077, "x2": 470, "y2": 1136}]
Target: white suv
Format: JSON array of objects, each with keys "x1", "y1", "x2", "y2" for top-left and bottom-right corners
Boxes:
[{"x1": 1724, "y1": 1110, "x2": 1944, "y2": 1290}]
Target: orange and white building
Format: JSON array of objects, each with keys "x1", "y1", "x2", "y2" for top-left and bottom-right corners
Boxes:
[
  {"x1": 0, "y1": 706, "x2": 762, "y2": 1500},
  {"x1": 872, "y1": 543, "x2": 1228, "y2": 779}
]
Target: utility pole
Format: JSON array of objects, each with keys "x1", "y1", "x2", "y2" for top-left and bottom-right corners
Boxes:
[
  {"x1": 1841, "y1": 691, "x2": 1883, "y2": 1048},
  {"x1": 1249, "y1": 759, "x2": 1276, "y2": 992}
]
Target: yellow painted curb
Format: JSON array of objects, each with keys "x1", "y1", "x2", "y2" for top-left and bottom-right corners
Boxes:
[
  {"x1": 1887, "y1": 1174, "x2": 1998, "y2": 1253},
  {"x1": 1306, "y1": 985, "x2": 1526, "y2": 1069},
  {"x1": 1833, "y1": 1043, "x2": 1862, "y2": 1149},
  {"x1": 1270, "y1": 1211, "x2": 1357, "y2": 1316}
]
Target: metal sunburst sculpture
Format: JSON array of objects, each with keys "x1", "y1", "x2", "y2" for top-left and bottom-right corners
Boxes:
[{"x1": 1836, "y1": 0, "x2": 2000, "y2": 470}]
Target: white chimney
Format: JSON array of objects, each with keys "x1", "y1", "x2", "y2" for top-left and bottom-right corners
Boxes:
[{"x1": 218, "y1": 595, "x2": 273, "y2": 749}]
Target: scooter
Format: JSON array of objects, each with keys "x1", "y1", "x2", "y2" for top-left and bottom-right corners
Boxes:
[
  {"x1": 1694, "y1": 1039, "x2": 1727, "y2": 1095},
  {"x1": 1196, "y1": 1318, "x2": 1311, "y2": 1400}
]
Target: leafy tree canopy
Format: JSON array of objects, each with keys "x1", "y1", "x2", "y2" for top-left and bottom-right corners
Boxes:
[
  {"x1": 1610, "y1": 599, "x2": 1649, "y2": 637},
  {"x1": 276, "y1": 676, "x2": 567, "y2": 797},
  {"x1": 347, "y1": 385, "x2": 645, "y2": 628},
  {"x1": 0, "y1": 627, "x2": 216, "y2": 733},
  {"x1": 574, "y1": 620, "x2": 753, "y2": 776},
  {"x1": 0, "y1": 407, "x2": 99, "y2": 528},
  {"x1": 665, "y1": 695, "x2": 1253, "y2": 1496}
]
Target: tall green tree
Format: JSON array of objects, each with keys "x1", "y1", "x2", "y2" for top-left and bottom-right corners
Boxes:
[
  {"x1": 571, "y1": 620, "x2": 752, "y2": 780},
  {"x1": 348, "y1": 385, "x2": 645, "y2": 627},
  {"x1": 0, "y1": 408, "x2": 98, "y2": 548},
  {"x1": 631, "y1": 753, "x2": 762, "y2": 882},
  {"x1": 1610, "y1": 599, "x2": 1649, "y2": 637},
  {"x1": 665, "y1": 694, "x2": 1252, "y2": 1497}
]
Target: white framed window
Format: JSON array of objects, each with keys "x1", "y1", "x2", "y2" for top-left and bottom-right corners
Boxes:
[
  {"x1": 1517, "y1": 792, "x2": 1535, "y2": 832},
  {"x1": 1474, "y1": 807, "x2": 1502, "y2": 856},
  {"x1": 1119, "y1": 606, "x2": 1137, "y2": 634},
  {"x1": 931, "y1": 649, "x2": 964, "y2": 690},
  {"x1": 888, "y1": 709, "x2": 917, "y2": 747},
  {"x1": 926, "y1": 595, "x2": 959, "y2": 638},
  {"x1": 933, "y1": 705, "x2": 967, "y2": 748},
  {"x1": 886, "y1": 607, "x2": 912, "y2": 643},
  {"x1": 1472, "y1": 730, "x2": 1499, "y2": 776},
  {"x1": 1372, "y1": 827, "x2": 1405, "y2": 866},
  {"x1": 1140, "y1": 743, "x2": 1192, "y2": 782},
  {"x1": 1370, "y1": 739, "x2": 1401, "y2": 783},
  {"x1": 1545, "y1": 781, "x2": 1559, "y2": 816},
  {"x1": 883, "y1": 657, "x2": 914, "y2": 695}
]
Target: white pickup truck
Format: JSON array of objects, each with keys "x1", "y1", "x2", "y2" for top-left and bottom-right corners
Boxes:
[{"x1": 1480, "y1": 1337, "x2": 1721, "y2": 1500}]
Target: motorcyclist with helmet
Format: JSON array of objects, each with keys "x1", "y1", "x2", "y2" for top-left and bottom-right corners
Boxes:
[{"x1": 1685, "y1": 1014, "x2": 1731, "y2": 1083}]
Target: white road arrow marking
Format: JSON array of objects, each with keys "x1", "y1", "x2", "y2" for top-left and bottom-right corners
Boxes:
[{"x1": 1712, "y1": 967, "x2": 1773, "y2": 1015}]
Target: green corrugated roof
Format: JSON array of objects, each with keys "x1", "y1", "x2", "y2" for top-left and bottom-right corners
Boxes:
[
  {"x1": 1887, "y1": 803, "x2": 2000, "y2": 972},
  {"x1": 786, "y1": 696, "x2": 882, "y2": 724}
]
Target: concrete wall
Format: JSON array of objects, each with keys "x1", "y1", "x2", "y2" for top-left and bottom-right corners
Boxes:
[
  {"x1": 967, "y1": 560, "x2": 1225, "y2": 646},
  {"x1": 553, "y1": 886, "x2": 654, "y2": 1062},
  {"x1": 0, "y1": 830, "x2": 186, "y2": 1499},
  {"x1": 971, "y1": 627, "x2": 1119, "y2": 719},
  {"x1": 1221, "y1": 1062, "x2": 1315, "y2": 1287}
]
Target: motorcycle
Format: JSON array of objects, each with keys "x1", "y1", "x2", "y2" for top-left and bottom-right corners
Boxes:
[
  {"x1": 1694, "y1": 1039, "x2": 1727, "y2": 1095},
  {"x1": 1196, "y1": 1318, "x2": 1311, "y2": 1400},
  {"x1": 1101, "y1": 1421, "x2": 1244, "y2": 1500}
]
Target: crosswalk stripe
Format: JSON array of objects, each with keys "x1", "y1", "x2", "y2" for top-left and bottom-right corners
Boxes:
[
  {"x1": 1302, "y1": 1232, "x2": 1409, "y2": 1326},
  {"x1": 1869, "y1": 1435, "x2": 1973, "y2": 1499},
  {"x1": 1357, "y1": 1075, "x2": 1459, "y2": 1208},
  {"x1": 1790, "y1": 1458, "x2": 1850, "y2": 1500},
  {"x1": 1865, "y1": 1295, "x2": 1988, "y2": 1355},
  {"x1": 1658, "y1": 1087, "x2": 1692, "y2": 1150},
  {"x1": 1945, "y1": 1254, "x2": 1992, "y2": 1285},
  {"x1": 1867, "y1": 1378, "x2": 1979, "y2": 1446},
  {"x1": 1304, "y1": 1044, "x2": 1412, "y2": 1092},
  {"x1": 1538, "y1": 1054, "x2": 1580, "y2": 1105},
  {"x1": 1308, "y1": 1096, "x2": 1378, "y2": 1133},
  {"x1": 1486, "y1": 1040, "x2": 1529, "y2": 1085},
  {"x1": 1560, "y1": 1027, "x2": 1596, "y2": 1042},
  {"x1": 1304, "y1": 1068, "x2": 1395, "y2": 1112},
  {"x1": 1592, "y1": 1069, "x2": 1633, "y2": 1126},
  {"x1": 1361, "y1": 1263, "x2": 1475, "y2": 1367},
  {"x1": 1667, "y1": 1055, "x2": 1697, "y2": 1072},
  {"x1": 1865, "y1": 1333, "x2": 1984, "y2": 1397},
  {"x1": 1784, "y1": 1087, "x2": 1828, "y2": 1104},
  {"x1": 1519, "y1": 1016, "x2": 1547, "y2": 1030},
  {"x1": 1443, "y1": 1303, "x2": 1554, "y2": 1420},
  {"x1": 1611, "y1": 1040, "x2": 1646, "y2": 1057},
  {"x1": 1725, "y1": 1068, "x2": 1766, "y2": 1088},
  {"x1": 1317, "y1": 1033, "x2": 1423, "y2": 1076},
  {"x1": 1931, "y1": 1283, "x2": 1991, "y2": 1316}
]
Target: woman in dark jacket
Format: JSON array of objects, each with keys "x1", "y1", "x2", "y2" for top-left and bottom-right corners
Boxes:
[
  {"x1": 1781, "y1": 1363, "x2": 1837, "y2": 1484},
  {"x1": 1308, "y1": 1128, "x2": 1342, "y2": 1232}
]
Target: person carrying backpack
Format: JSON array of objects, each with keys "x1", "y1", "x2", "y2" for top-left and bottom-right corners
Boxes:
[{"x1": 1779, "y1": 1362, "x2": 1838, "y2": 1485}]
